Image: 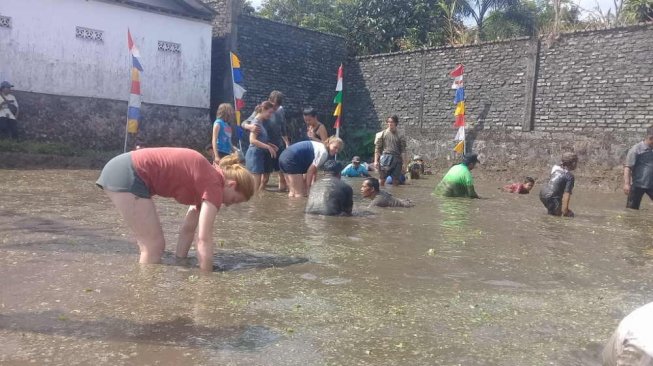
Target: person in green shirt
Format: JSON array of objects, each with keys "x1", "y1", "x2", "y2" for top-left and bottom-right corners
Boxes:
[{"x1": 434, "y1": 154, "x2": 480, "y2": 198}]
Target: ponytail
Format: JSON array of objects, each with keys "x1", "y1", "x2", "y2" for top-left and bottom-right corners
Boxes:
[{"x1": 218, "y1": 153, "x2": 256, "y2": 200}]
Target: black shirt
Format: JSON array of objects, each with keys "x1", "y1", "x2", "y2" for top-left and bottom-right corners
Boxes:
[{"x1": 305, "y1": 177, "x2": 353, "y2": 216}]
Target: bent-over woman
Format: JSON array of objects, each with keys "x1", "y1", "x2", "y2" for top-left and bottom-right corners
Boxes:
[
  {"x1": 96, "y1": 147, "x2": 256, "y2": 271},
  {"x1": 279, "y1": 136, "x2": 344, "y2": 198}
]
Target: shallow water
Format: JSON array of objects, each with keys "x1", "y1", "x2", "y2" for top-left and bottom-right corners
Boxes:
[{"x1": 1, "y1": 169, "x2": 652, "y2": 365}]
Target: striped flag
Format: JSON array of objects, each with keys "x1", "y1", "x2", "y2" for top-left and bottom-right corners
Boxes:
[
  {"x1": 450, "y1": 64, "x2": 465, "y2": 154},
  {"x1": 333, "y1": 64, "x2": 343, "y2": 135},
  {"x1": 126, "y1": 30, "x2": 143, "y2": 135},
  {"x1": 230, "y1": 52, "x2": 246, "y2": 125}
]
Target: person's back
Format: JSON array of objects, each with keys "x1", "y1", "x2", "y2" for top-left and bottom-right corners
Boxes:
[
  {"x1": 602, "y1": 302, "x2": 653, "y2": 366},
  {"x1": 434, "y1": 155, "x2": 480, "y2": 198},
  {"x1": 305, "y1": 177, "x2": 353, "y2": 216},
  {"x1": 369, "y1": 190, "x2": 413, "y2": 208},
  {"x1": 539, "y1": 153, "x2": 578, "y2": 217}
]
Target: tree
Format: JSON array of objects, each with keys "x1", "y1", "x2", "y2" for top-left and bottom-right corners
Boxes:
[
  {"x1": 624, "y1": 0, "x2": 653, "y2": 21},
  {"x1": 483, "y1": 0, "x2": 538, "y2": 40},
  {"x1": 459, "y1": 0, "x2": 521, "y2": 42}
]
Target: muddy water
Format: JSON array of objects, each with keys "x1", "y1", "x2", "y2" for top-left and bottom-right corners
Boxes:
[{"x1": 1, "y1": 169, "x2": 652, "y2": 365}]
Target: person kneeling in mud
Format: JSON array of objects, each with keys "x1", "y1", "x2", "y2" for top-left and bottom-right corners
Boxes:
[
  {"x1": 361, "y1": 177, "x2": 414, "y2": 208},
  {"x1": 434, "y1": 154, "x2": 480, "y2": 198},
  {"x1": 602, "y1": 301, "x2": 653, "y2": 366},
  {"x1": 96, "y1": 148, "x2": 256, "y2": 271},
  {"x1": 539, "y1": 152, "x2": 578, "y2": 217},
  {"x1": 305, "y1": 160, "x2": 353, "y2": 216}
]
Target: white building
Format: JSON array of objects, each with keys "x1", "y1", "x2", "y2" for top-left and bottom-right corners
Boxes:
[{"x1": 0, "y1": 0, "x2": 216, "y2": 147}]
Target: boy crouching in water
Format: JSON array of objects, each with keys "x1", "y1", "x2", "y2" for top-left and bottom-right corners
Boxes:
[{"x1": 539, "y1": 153, "x2": 578, "y2": 217}]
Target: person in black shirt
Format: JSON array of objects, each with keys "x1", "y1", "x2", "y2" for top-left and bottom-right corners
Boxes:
[
  {"x1": 305, "y1": 160, "x2": 353, "y2": 216},
  {"x1": 624, "y1": 126, "x2": 653, "y2": 210},
  {"x1": 539, "y1": 152, "x2": 578, "y2": 217}
]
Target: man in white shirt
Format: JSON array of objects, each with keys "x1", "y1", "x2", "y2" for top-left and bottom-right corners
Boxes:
[{"x1": 0, "y1": 81, "x2": 19, "y2": 139}]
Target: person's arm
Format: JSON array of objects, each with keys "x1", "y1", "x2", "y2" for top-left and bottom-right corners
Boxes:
[
  {"x1": 561, "y1": 192, "x2": 573, "y2": 217},
  {"x1": 14, "y1": 97, "x2": 18, "y2": 119},
  {"x1": 241, "y1": 113, "x2": 260, "y2": 133},
  {"x1": 249, "y1": 128, "x2": 277, "y2": 158},
  {"x1": 279, "y1": 110, "x2": 290, "y2": 147},
  {"x1": 305, "y1": 164, "x2": 318, "y2": 190},
  {"x1": 374, "y1": 133, "x2": 383, "y2": 169},
  {"x1": 468, "y1": 185, "x2": 480, "y2": 199},
  {"x1": 212, "y1": 123, "x2": 220, "y2": 162},
  {"x1": 196, "y1": 200, "x2": 218, "y2": 272},
  {"x1": 360, "y1": 167, "x2": 370, "y2": 177},
  {"x1": 341, "y1": 165, "x2": 350, "y2": 177},
  {"x1": 624, "y1": 166, "x2": 632, "y2": 195},
  {"x1": 317, "y1": 124, "x2": 328, "y2": 142},
  {"x1": 176, "y1": 206, "x2": 200, "y2": 258}
]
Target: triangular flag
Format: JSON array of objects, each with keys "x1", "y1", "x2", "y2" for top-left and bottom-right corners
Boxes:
[
  {"x1": 336, "y1": 79, "x2": 343, "y2": 92},
  {"x1": 454, "y1": 101, "x2": 465, "y2": 116},
  {"x1": 230, "y1": 52, "x2": 241, "y2": 68},
  {"x1": 333, "y1": 91, "x2": 343, "y2": 104},
  {"x1": 334, "y1": 116, "x2": 342, "y2": 129},
  {"x1": 333, "y1": 104, "x2": 342, "y2": 117},
  {"x1": 235, "y1": 99, "x2": 245, "y2": 111},
  {"x1": 233, "y1": 83, "x2": 246, "y2": 99},
  {"x1": 454, "y1": 88, "x2": 465, "y2": 104},
  {"x1": 451, "y1": 75, "x2": 463, "y2": 89},
  {"x1": 454, "y1": 114, "x2": 465, "y2": 127},
  {"x1": 453, "y1": 140, "x2": 465, "y2": 154},
  {"x1": 450, "y1": 64, "x2": 464, "y2": 78},
  {"x1": 455, "y1": 126, "x2": 465, "y2": 141},
  {"x1": 337, "y1": 65, "x2": 343, "y2": 79}
]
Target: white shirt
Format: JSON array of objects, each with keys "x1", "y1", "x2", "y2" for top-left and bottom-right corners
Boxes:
[
  {"x1": 0, "y1": 93, "x2": 18, "y2": 119},
  {"x1": 311, "y1": 141, "x2": 329, "y2": 168}
]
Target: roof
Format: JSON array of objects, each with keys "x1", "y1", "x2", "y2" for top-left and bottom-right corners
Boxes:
[{"x1": 105, "y1": 0, "x2": 216, "y2": 21}]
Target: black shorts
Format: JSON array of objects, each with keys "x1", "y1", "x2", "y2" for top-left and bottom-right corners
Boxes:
[
  {"x1": 96, "y1": 152, "x2": 151, "y2": 198},
  {"x1": 379, "y1": 155, "x2": 403, "y2": 182},
  {"x1": 540, "y1": 196, "x2": 561, "y2": 216},
  {"x1": 626, "y1": 186, "x2": 653, "y2": 210},
  {"x1": 264, "y1": 145, "x2": 284, "y2": 174}
]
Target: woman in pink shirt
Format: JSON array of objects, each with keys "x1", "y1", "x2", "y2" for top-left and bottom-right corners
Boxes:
[{"x1": 96, "y1": 148, "x2": 256, "y2": 271}]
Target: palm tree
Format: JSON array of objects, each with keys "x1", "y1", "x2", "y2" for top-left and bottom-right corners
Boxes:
[
  {"x1": 459, "y1": 0, "x2": 520, "y2": 42},
  {"x1": 624, "y1": 0, "x2": 653, "y2": 22}
]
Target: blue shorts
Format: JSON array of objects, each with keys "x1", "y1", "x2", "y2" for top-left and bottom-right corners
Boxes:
[{"x1": 279, "y1": 141, "x2": 315, "y2": 175}]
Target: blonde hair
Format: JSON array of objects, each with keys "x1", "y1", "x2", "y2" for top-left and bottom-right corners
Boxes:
[
  {"x1": 216, "y1": 103, "x2": 235, "y2": 123},
  {"x1": 218, "y1": 153, "x2": 256, "y2": 200},
  {"x1": 325, "y1": 136, "x2": 344, "y2": 148}
]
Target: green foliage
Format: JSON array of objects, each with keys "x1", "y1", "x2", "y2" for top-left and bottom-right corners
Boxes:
[
  {"x1": 483, "y1": 0, "x2": 538, "y2": 40},
  {"x1": 340, "y1": 128, "x2": 376, "y2": 161},
  {"x1": 624, "y1": 0, "x2": 653, "y2": 22}
]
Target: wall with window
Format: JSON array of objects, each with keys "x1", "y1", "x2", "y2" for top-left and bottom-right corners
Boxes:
[{"x1": 0, "y1": 0, "x2": 212, "y2": 108}]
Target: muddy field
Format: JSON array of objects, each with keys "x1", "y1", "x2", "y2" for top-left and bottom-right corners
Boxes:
[{"x1": 1, "y1": 169, "x2": 652, "y2": 365}]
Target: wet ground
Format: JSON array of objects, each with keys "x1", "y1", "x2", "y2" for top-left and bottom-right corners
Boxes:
[{"x1": 1, "y1": 169, "x2": 652, "y2": 365}]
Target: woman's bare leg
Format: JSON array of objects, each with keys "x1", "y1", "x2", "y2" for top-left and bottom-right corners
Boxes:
[
  {"x1": 287, "y1": 174, "x2": 306, "y2": 198},
  {"x1": 176, "y1": 206, "x2": 199, "y2": 258},
  {"x1": 252, "y1": 174, "x2": 263, "y2": 191},
  {"x1": 106, "y1": 191, "x2": 165, "y2": 264}
]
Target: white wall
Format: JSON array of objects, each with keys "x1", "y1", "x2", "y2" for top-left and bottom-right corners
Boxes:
[{"x1": 0, "y1": 0, "x2": 212, "y2": 108}]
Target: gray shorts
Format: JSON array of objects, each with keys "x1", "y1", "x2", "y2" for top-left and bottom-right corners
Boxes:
[{"x1": 96, "y1": 152, "x2": 151, "y2": 198}]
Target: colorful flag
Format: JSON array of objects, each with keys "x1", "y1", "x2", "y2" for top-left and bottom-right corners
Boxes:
[
  {"x1": 230, "y1": 52, "x2": 246, "y2": 125},
  {"x1": 333, "y1": 64, "x2": 343, "y2": 132},
  {"x1": 127, "y1": 30, "x2": 143, "y2": 134},
  {"x1": 449, "y1": 64, "x2": 465, "y2": 153}
]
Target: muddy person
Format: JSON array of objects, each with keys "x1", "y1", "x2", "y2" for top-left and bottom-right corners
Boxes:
[
  {"x1": 245, "y1": 101, "x2": 278, "y2": 191},
  {"x1": 624, "y1": 126, "x2": 653, "y2": 210},
  {"x1": 602, "y1": 301, "x2": 653, "y2": 366},
  {"x1": 407, "y1": 155, "x2": 426, "y2": 179},
  {"x1": 305, "y1": 160, "x2": 353, "y2": 216},
  {"x1": 0, "y1": 81, "x2": 19, "y2": 140},
  {"x1": 96, "y1": 148, "x2": 255, "y2": 271},
  {"x1": 374, "y1": 115, "x2": 407, "y2": 187},
  {"x1": 361, "y1": 178, "x2": 414, "y2": 208},
  {"x1": 434, "y1": 154, "x2": 480, "y2": 198},
  {"x1": 278, "y1": 137, "x2": 344, "y2": 198},
  {"x1": 539, "y1": 152, "x2": 578, "y2": 217},
  {"x1": 211, "y1": 103, "x2": 236, "y2": 164},
  {"x1": 263, "y1": 91, "x2": 290, "y2": 191},
  {"x1": 304, "y1": 107, "x2": 328, "y2": 142},
  {"x1": 502, "y1": 177, "x2": 535, "y2": 194}
]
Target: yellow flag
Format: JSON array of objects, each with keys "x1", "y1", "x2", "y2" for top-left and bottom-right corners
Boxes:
[
  {"x1": 454, "y1": 101, "x2": 465, "y2": 116},
  {"x1": 131, "y1": 68, "x2": 140, "y2": 82},
  {"x1": 333, "y1": 104, "x2": 342, "y2": 117},
  {"x1": 236, "y1": 111, "x2": 241, "y2": 125},
  {"x1": 230, "y1": 52, "x2": 241, "y2": 68},
  {"x1": 127, "y1": 119, "x2": 138, "y2": 134},
  {"x1": 453, "y1": 140, "x2": 464, "y2": 154}
]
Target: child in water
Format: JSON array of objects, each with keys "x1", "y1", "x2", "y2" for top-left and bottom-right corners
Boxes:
[
  {"x1": 539, "y1": 153, "x2": 578, "y2": 217},
  {"x1": 502, "y1": 177, "x2": 535, "y2": 194}
]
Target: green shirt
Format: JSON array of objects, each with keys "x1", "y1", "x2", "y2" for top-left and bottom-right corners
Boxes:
[{"x1": 434, "y1": 164, "x2": 478, "y2": 198}]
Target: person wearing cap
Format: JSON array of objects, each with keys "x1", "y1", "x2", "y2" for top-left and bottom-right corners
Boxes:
[
  {"x1": 341, "y1": 156, "x2": 370, "y2": 178},
  {"x1": 305, "y1": 160, "x2": 353, "y2": 216},
  {"x1": 539, "y1": 152, "x2": 578, "y2": 217},
  {"x1": 361, "y1": 177, "x2": 414, "y2": 208},
  {"x1": 434, "y1": 154, "x2": 480, "y2": 198},
  {"x1": 0, "y1": 81, "x2": 19, "y2": 140},
  {"x1": 303, "y1": 107, "x2": 328, "y2": 142},
  {"x1": 407, "y1": 155, "x2": 426, "y2": 179}
]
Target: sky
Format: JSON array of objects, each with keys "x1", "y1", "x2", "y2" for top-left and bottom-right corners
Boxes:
[{"x1": 247, "y1": 0, "x2": 615, "y2": 19}]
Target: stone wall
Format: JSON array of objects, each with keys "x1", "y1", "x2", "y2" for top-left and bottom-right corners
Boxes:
[
  {"x1": 346, "y1": 23, "x2": 653, "y2": 184},
  {"x1": 11, "y1": 91, "x2": 209, "y2": 150},
  {"x1": 212, "y1": 15, "x2": 347, "y2": 140}
]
